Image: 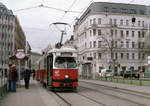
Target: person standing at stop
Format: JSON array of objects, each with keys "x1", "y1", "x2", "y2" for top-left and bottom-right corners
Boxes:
[
  {"x1": 24, "y1": 68, "x2": 31, "y2": 89},
  {"x1": 11, "y1": 65, "x2": 18, "y2": 92}
]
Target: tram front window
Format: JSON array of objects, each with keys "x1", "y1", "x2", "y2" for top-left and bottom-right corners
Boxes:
[{"x1": 55, "y1": 57, "x2": 77, "y2": 68}]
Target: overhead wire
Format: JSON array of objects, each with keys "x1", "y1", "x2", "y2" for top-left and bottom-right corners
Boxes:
[
  {"x1": 70, "y1": 0, "x2": 94, "y2": 26},
  {"x1": 14, "y1": 4, "x2": 82, "y2": 13},
  {"x1": 14, "y1": 5, "x2": 39, "y2": 12},
  {"x1": 59, "y1": 0, "x2": 78, "y2": 22}
]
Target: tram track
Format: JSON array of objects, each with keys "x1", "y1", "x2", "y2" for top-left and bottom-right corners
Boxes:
[
  {"x1": 54, "y1": 92, "x2": 72, "y2": 106},
  {"x1": 80, "y1": 81, "x2": 150, "y2": 99},
  {"x1": 79, "y1": 86, "x2": 144, "y2": 106},
  {"x1": 77, "y1": 93, "x2": 107, "y2": 106},
  {"x1": 79, "y1": 81, "x2": 150, "y2": 106}
]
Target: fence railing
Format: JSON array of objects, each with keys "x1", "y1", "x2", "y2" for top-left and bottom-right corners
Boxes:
[
  {"x1": 99, "y1": 76, "x2": 150, "y2": 86},
  {"x1": 0, "y1": 76, "x2": 8, "y2": 99}
]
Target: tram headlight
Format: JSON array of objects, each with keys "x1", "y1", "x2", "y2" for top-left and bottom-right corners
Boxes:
[{"x1": 65, "y1": 74, "x2": 69, "y2": 79}]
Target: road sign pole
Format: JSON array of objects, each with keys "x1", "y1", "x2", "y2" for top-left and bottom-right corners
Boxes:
[{"x1": 18, "y1": 60, "x2": 21, "y2": 87}]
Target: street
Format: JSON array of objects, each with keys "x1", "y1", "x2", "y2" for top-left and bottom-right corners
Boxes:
[{"x1": 1, "y1": 79, "x2": 150, "y2": 106}]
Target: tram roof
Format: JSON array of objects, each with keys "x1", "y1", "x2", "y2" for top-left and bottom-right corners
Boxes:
[{"x1": 48, "y1": 46, "x2": 77, "y2": 54}]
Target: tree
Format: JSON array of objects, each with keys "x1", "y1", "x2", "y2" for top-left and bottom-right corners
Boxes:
[{"x1": 99, "y1": 24, "x2": 123, "y2": 75}]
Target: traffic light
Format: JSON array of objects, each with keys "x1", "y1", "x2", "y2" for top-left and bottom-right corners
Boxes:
[{"x1": 132, "y1": 18, "x2": 136, "y2": 23}]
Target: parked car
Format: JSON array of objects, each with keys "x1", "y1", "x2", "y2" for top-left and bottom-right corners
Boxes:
[
  {"x1": 98, "y1": 69, "x2": 113, "y2": 77},
  {"x1": 120, "y1": 69, "x2": 139, "y2": 78}
]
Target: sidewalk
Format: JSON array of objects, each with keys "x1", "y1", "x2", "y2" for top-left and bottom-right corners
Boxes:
[
  {"x1": 80, "y1": 79, "x2": 150, "y2": 94},
  {"x1": 0, "y1": 79, "x2": 60, "y2": 106}
]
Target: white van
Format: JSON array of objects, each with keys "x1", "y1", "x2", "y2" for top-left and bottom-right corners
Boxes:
[{"x1": 99, "y1": 69, "x2": 113, "y2": 77}]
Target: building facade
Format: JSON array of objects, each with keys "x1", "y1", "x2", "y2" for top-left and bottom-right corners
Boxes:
[
  {"x1": 73, "y1": 2, "x2": 150, "y2": 79},
  {"x1": 30, "y1": 52, "x2": 41, "y2": 70},
  {"x1": 25, "y1": 41, "x2": 31, "y2": 69},
  {"x1": 14, "y1": 16, "x2": 26, "y2": 52},
  {"x1": 0, "y1": 3, "x2": 15, "y2": 75}
]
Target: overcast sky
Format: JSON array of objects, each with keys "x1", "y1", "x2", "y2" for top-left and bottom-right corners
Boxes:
[{"x1": 1, "y1": 0, "x2": 150, "y2": 53}]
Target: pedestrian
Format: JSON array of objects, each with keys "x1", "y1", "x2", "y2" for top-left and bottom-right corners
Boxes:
[
  {"x1": 11, "y1": 65, "x2": 18, "y2": 92},
  {"x1": 32, "y1": 69, "x2": 35, "y2": 80},
  {"x1": 24, "y1": 68, "x2": 31, "y2": 89}
]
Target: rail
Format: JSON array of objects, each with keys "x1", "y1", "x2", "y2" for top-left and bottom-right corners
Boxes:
[{"x1": 98, "y1": 75, "x2": 150, "y2": 86}]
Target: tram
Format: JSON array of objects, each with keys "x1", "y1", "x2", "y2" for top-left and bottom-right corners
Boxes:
[{"x1": 37, "y1": 46, "x2": 78, "y2": 91}]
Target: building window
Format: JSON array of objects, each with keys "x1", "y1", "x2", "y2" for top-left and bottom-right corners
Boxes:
[
  {"x1": 90, "y1": 30, "x2": 92, "y2": 36},
  {"x1": 138, "y1": 53, "x2": 141, "y2": 59},
  {"x1": 85, "y1": 42, "x2": 87, "y2": 48},
  {"x1": 98, "y1": 53, "x2": 101, "y2": 59},
  {"x1": 110, "y1": 18, "x2": 112, "y2": 25},
  {"x1": 142, "y1": 21, "x2": 144, "y2": 27},
  {"x1": 132, "y1": 53, "x2": 135, "y2": 59},
  {"x1": 132, "y1": 31, "x2": 134, "y2": 37},
  {"x1": 114, "y1": 19, "x2": 117, "y2": 25},
  {"x1": 115, "y1": 30, "x2": 117, "y2": 37},
  {"x1": 138, "y1": 31, "x2": 141, "y2": 38},
  {"x1": 142, "y1": 42, "x2": 145, "y2": 48},
  {"x1": 140, "y1": 10, "x2": 144, "y2": 15},
  {"x1": 94, "y1": 53, "x2": 96, "y2": 59},
  {"x1": 120, "y1": 8, "x2": 128, "y2": 14},
  {"x1": 142, "y1": 53, "x2": 145, "y2": 59},
  {"x1": 126, "y1": 30, "x2": 129, "y2": 37},
  {"x1": 121, "y1": 53, "x2": 124, "y2": 59},
  {"x1": 112, "y1": 8, "x2": 117, "y2": 13},
  {"x1": 120, "y1": 19, "x2": 123, "y2": 26},
  {"x1": 111, "y1": 41, "x2": 114, "y2": 47},
  {"x1": 115, "y1": 41, "x2": 117, "y2": 48},
  {"x1": 132, "y1": 42, "x2": 135, "y2": 48},
  {"x1": 98, "y1": 18, "x2": 101, "y2": 24},
  {"x1": 120, "y1": 30, "x2": 124, "y2": 38},
  {"x1": 115, "y1": 52, "x2": 118, "y2": 59},
  {"x1": 126, "y1": 20, "x2": 129, "y2": 26},
  {"x1": 90, "y1": 41, "x2": 92, "y2": 48},
  {"x1": 138, "y1": 42, "x2": 141, "y2": 48},
  {"x1": 121, "y1": 41, "x2": 124, "y2": 48},
  {"x1": 126, "y1": 53, "x2": 129, "y2": 59},
  {"x1": 111, "y1": 29, "x2": 113, "y2": 36},
  {"x1": 93, "y1": 18, "x2": 96, "y2": 25},
  {"x1": 104, "y1": 7, "x2": 109, "y2": 12},
  {"x1": 93, "y1": 41, "x2": 96, "y2": 48},
  {"x1": 142, "y1": 31, "x2": 145, "y2": 38},
  {"x1": 130, "y1": 9, "x2": 136, "y2": 14},
  {"x1": 126, "y1": 41, "x2": 129, "y2": 48},
  {"x1": 93, "y1": 29, "x2": 96, "y2": 36},
  {"x1": 98, "y1": 29, "x2": 101, "y2": 36},
  {"x1": 138, "y1": 21, "x2": 141, "y2": 27},
  {"x1": 98, "y1": 41, "x2": 101, "y2": 48}
]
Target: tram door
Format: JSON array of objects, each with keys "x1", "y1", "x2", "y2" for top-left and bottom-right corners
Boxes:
[{"x1": 47, "y1": 54, "x2": 53, "y2": 86}]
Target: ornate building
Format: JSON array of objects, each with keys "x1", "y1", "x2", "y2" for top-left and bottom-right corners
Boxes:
[
  {"x1": 0, "y1": 3, "x2": 15, "y2": 75},
  {"x1": 73, "y1": 2, "x2": 150, "y2": 79}
]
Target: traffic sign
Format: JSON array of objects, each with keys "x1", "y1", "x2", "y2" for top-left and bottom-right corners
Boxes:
[{"x1": 15, "y1": 49, "x2": 25, "y2": 60}]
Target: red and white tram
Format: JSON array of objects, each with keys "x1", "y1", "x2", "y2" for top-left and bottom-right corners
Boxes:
[{"x1": 37, "y1": 46, "x2": 78, "y2": 91}]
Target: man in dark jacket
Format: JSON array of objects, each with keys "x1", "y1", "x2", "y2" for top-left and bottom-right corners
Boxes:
[
  {"x1": 24, "y1": 68, "x2": 31, "y2": 89},
  {"x1": 11, "y1": 65, "x2": 18, "y2": 92}
]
